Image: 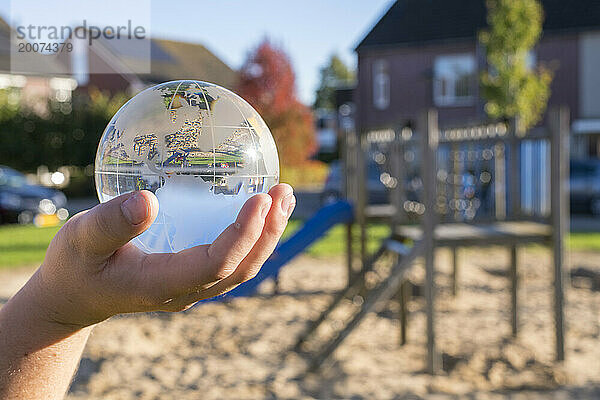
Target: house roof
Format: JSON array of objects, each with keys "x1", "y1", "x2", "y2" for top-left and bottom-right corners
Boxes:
[
  {"x1": 0, "y1": 16, "x2": 237, "y2": 88},
  {"x1": 147, "y1": 39, "x2": 238, "y2": 88},
  {"x1": 0, "y1": 17, "x2": 71, "y2": 76},
  {"x1": 356, "y1": 0, "x2": 600, "y2": 51},
  {"x1": 96, "y1": 37, "x2": 238, "y2": 89}
]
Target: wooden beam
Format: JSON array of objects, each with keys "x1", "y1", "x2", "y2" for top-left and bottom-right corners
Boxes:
[
  {"x1": 292, "y1": 240, "x2": 389, "y2": 354},
  {"x1": 420, "y1": 109, "x2": 440, "y2": 374},
  {"x1": 510, "y1": 245, "x2": 518, "y2": 336},
  {"x1": 346, "y1": 223, "x2": 353, "y2": 287},
  {"x1": 390, "y1": 128, "x2": 406, "y2": 226},
  {"x1": 357, "y1": 134, "x2": 367, "y2": 269},
  {"x1": 307, "y1": 242, "x2": 424, "y2": 372},
  {"x1": 452, "y1": 247, "x2": 459, "y2": 297},
  {"x1": 399, "y1": 279, "x2": 410, "y2": 345},
  {"x1": 549, "y1": 106, "x2": 569, "y2": 361},
  {"x1": 509, "y1": 117, "x2": 521, "y2": 219}
]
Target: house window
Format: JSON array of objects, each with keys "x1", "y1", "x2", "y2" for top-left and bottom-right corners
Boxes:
[
  {"x1": 0, "y1": 74, "x2": 27, "y2": 89},
  {"x1": 526, "y1": 51, "x2": 536, "y2": 70},
  {"x1": 49, "y1": 77, "x2": 78, "y2": 102},
  {"x1": 433, "y1": 54, "x2": 476, "y2": 106},
  {"x1": 372, "y1": 59, "x2": 390, "y2": 110},
  {"x1": 488, "y1": 50, "x2": 536, "y2": 75}
]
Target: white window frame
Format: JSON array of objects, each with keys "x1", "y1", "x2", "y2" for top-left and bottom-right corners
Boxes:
[
  {"x1": 372, "y1": 59, "x2": 390, "y2": 110},
  {"x1": 0, "y1": 73, "x2": 27, "y2": 89},
  {"x1": 488, "y1": 50, "x2": 536, "y2": 76},
  {"x1": 433, "y1": 53, "x2": 476, "y2": 107},
  {"x1": 526, "y1": 50, "x2": 536, "y2": 70},
  {"x1": 49, "y1": 77, "x2": 77, "y2": 102}
]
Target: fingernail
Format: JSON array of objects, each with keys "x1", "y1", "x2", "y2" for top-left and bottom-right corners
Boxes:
[
  {"x1": 281, "y1": 193, "x2": 295, "y2": 219},
  {"x1": 121, "y1": 193, "x2": 147, "y2": 225},
  {"x1": 286, "y1": 195, "x2": 296, "y2": 219},
  {"x1": 260, "y1": 198, "x2": 272, "y2": 219}
]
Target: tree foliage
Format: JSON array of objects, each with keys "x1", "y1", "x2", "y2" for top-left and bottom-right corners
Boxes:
[
  {"x1": 479, "y1": 0, "x2": 553, "y2": 130},
  {"x1": 0, "y1": 88, "x2": 127, "y2": 172},
  {"x1": 237, "y1": 39, "x2": 316, "y2": 166},
  {"x1": 313, "y1": 54, "x2": 355, "y2": 110}
]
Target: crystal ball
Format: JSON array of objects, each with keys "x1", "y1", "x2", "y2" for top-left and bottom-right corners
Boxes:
[{"x1": 95, "y1": 80, "x2": 279, "y2": 253}]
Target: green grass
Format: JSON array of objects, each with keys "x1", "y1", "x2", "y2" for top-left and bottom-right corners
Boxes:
[
  {"x1": 0, "y1": 220, "x2": 389, "y2": 269},
  {"x1": 104, "y1": 153, "x2": 243, "y2": 166},
  {"x1": 0, "y1": 224, "x2": 61, "y2": 269},
  {"x1": 2, "y1": 220, "x2": 600, "y2": 270},
  {"x1": 283, "y1": 220, "x2": 391, "y2": 258},
  {"x1": 568, "y1": 233, "x2": 600, "y2": 251}
]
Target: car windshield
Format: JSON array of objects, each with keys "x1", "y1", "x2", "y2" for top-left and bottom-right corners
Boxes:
[
  {"x1": 328, "y1": 161, "x2": 382, "y2": 182},
  {"x1": 0, "y1": 168, "x2": 28, "y2": 188},
  {"x1": 570, "y1": 161, "x2": 600, "y2": 178}
]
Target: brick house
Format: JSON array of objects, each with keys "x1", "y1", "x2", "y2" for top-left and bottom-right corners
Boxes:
[
  {"x1": 65, "y1": 36, "x2": 238, "y2": 95},
  {"x1": 0, "y1": 16, "x2": 237, "y2": 105},
  {"x1": 0, "y1": 18, "x2": 77, "y2": 113},
  {"x1": 355, "y1": 0, "x2": 600, "y2": 158}
]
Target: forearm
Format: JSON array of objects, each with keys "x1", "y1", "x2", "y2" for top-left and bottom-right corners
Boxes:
[
  {"x1": 0, "y1": 185, "x2": 292, "y2": 398},
  {"x1": 0, "y1": 269, "x2": 92, "y2": 399}
]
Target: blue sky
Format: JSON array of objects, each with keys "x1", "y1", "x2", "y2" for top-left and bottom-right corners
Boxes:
[{"x1": 1, "y1": 0, "x2": 394, "y2": 105}]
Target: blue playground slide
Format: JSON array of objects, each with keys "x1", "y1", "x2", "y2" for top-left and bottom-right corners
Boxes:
[{"x1": 207, "y1": 200, "x2": 354, "y2": 301}]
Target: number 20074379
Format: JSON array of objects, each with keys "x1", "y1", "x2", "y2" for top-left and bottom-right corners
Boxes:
[{"x1": 18, "y1": 42, "x2": 73, "y2": 53}]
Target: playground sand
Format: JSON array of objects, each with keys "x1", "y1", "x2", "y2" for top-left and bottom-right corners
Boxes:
[{"x1": 1, "y1": 248, "x2": 599, "y2": 399}]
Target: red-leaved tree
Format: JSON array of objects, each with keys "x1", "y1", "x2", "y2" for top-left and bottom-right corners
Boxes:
[{"x1": 237, "y1": 39, "x2": 316, "y2": 166}]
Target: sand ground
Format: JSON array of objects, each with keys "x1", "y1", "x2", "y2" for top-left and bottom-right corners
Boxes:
[{"x1": 1, "y1": 246, "x2": 599, "y2": 399}]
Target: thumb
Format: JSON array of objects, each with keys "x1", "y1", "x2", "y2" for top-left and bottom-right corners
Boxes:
[{"x1": 70, "y1": 190, "x2": 159, "y2": 258}]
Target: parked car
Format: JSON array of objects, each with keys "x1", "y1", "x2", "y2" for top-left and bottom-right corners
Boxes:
[
  {"x1": 321, "y1": 160, "x2": 389, "y2": 205},
  {"x1": 0, "y1": 165, "x2": 68, "y2": 224},
  {"x1": 570, "y1": 159, "x2": 600, "y2": 215}
]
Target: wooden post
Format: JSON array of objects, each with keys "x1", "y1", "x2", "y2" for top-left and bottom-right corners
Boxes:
[
  {"x1": 357, "y1": 134, "x2": 368, "y2": 270},
  {"x1": 420, "y1": 109, "x2": 440, "y2": 374},
  {"x1": 344, "y1": 129, "x2": 360, "y2": 285},
  {"x1": 345, "y1": 128, "x2": 361, "y2": 285},
  {"x1": 509, "y1": 117, "x2": 522, "y2": 219},
  {"x1": 452, "y1": 143, "x2": 460, "y2": 221},
  {"x1": 494, "y1": 142, "x2": 507, "y2": 220},
  {"x1": 346, "y1": 223, "x2": 353, "y2": 286},
  {"x1": 510, "y1": 245, "x2": 518, "y2": 336},
  {"x1": 392, "y1": 127, "x2": 410, "y2": 339},
  {"x1": 549, "y1": 106, "x2": 569, "y2": 361},
  {"x1": 451, "y1": 247, "x2": 459, "y2": 297},
  {"x1": 399, "y1": 279, "x2": 409, "y2": 345},
  {"x1": 345, "y1": 129, "x2": 358, "y2": 204},
  {"x1": 391, "y1": 128, "x2": 407, "y2": 227}
]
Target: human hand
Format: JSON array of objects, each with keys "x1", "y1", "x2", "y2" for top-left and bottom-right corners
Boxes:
[{"x1": 26, "y1": 184, "x2": 295, "y2": 329}]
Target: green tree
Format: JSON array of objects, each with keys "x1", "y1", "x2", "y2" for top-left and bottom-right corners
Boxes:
[
  {"x1": 313, "y1": 54, "x2": 355, "y2": 110},
  {"x1": 479, "y1": 0, "x2": 553, "y2": 131}
]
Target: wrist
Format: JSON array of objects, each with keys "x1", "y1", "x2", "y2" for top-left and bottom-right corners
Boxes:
[
  {"x1": 0, "y1": 269, "x2": 94, "y2": 400},
  {"x1": 14, "y1": 268, "x2": 94, "y2": 334}
]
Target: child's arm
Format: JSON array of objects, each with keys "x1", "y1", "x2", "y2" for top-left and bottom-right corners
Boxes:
[{"x1": 0, "y1": 184, "x2": 295, "y2": 399}]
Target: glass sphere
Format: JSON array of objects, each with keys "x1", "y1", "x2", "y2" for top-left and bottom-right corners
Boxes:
[{"x1": 95, "y1": 80, "x2": 279, "y2": 253}]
